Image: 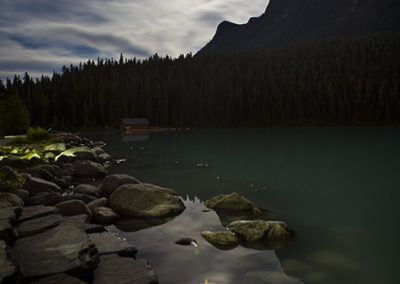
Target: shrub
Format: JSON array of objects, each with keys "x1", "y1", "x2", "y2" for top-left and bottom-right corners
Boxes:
[
  {"x1": 27, "y1": 127, "x2": 50, "y2": 142},
  {"x1": 9, "y1": 136, "x2": 28, "y2": 145}
]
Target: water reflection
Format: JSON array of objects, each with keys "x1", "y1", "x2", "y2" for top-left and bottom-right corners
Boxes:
[{"x1": 108, "y1": 197, "x2": 302, "y2": 284}]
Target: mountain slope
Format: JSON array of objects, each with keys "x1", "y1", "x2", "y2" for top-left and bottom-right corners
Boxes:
[{"x1": 200, "y1": 0, "x2": 400, "y2": 53}]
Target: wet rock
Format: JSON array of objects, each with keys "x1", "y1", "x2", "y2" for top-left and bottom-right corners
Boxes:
[
  {"x1": 89, "y1": 232, "x2": 137, "y2": 256},
  {"x1": 28, "y1": 192, "x2": 67, "y2": 206},
  {"x1": 201, "y1": 231, "x2": 238, "y2": 250},
  {"x1": 87, "y1": 197, "x2": 108, "y2": 212},
  {"x1": 55, "y1": 200, "x2": 92, "y2": 220},
  {"x1": 33, "y1": 273, "x2": 87, "y2": 284},
  {"x1": 205, "y1": 192, "x2": 262, "y2": 214},
  {"x1": 11, "y1": 222, "x2": 98, "y2": 280},
  {"x1": 93, "y1": 254, "x2": 158, "y2": 284},
  {"x1": 74, "y1": 184, "x2": 100, "y2": 197},
  {"x1": 14, "y1": 189, "x2": 29, "y2": 204},
  {"x1": 71, "y1": 193, "x2": 97, "y2": 204},
  {"x1": 0, "y1": 219, "x2": 18, "y2": 245},
  {"x1": 227, "y1": 220, "x2": 292, "y2": 243},
  {"x1": 19, "y1": 205, "x2": 59, "y2": 222},
  {"x1": 0, "y1": 240, "x2": 17, "y2": 282},
  {"x1": 110, "y1": 183, "x2": 185, "y2": 218},
  {"x1": 92, "y1": 207, "x2": 119, "y2": 225},
  {"x1": 17, "y1": 214, "x2": 64, "y2": 238},
  {"x1": 99, "y1": 174, "x2": 140, "y2": 197},
  {"x1": 72, "y1": 160, "x2": 107, "y2": 178},
  {"x1": 23, "y1": 177, "x2": 62, "y2": 196}
]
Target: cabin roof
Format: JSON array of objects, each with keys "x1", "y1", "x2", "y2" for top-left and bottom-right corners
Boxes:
[{"x1": 121, "y1": 118, "x2": 149, "y2": 125}]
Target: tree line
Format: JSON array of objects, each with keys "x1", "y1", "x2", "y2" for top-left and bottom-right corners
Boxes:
[{"x1": 1, "y1": 32, "x2": 399, "y2": 133}]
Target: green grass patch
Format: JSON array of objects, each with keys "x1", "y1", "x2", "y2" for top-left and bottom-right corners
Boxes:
[{"x1": 27, "y1": 127, "x2": 50, "y2": 142}]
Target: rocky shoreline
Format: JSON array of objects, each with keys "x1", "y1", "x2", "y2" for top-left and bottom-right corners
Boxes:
[
  {"x1": 0, "y1": 133, "x2": 161, "y2": 283},
  {"x1": 1, "y1": 132, "x2": 294, "y2": 283}
]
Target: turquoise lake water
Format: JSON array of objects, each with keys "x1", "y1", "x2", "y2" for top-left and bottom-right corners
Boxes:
[{"x1": 84, "y1": 127, "x2": 400, "y2": 284}]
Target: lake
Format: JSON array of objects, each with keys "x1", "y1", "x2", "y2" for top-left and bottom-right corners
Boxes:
[{"x1": 84, "y1": 127, "x2": 400, "y2": 284}]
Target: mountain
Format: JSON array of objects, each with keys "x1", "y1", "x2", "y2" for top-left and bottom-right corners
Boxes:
[{"x1": 200, "y1": 0, "x2": 400, "y2": 53}]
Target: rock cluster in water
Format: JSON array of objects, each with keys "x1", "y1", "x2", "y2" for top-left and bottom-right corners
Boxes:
[
  {"x1": 0, "y1": 133, "x2": 185, "y2": 283},
  {"x1": 201, "y1": 192, "x2": 294, "y2": 250}
]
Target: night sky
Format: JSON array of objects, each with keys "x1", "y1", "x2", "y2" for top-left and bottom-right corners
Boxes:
[{"x1": 0, "y1": 0, "x2": 269, "y2": 80}]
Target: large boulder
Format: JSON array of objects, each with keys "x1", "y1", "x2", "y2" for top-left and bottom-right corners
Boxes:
[
  {"x1": 11, "y1": 222, "x2": 98, "y2": 280},
  {"x1": 201, "y1": 231, "x2": 239, "y2": 250},
  {"x1": 72, "y1": 160, "x2": 107, "y2": 178},
  {"x1": 227, "y1": 220, "x2": 292, "y2": 243},
  {"x1": 23, "y1": 177, "x2": 62, "y2": 196},
  {"x1": 99, "y1": 174, "x2": 140, "y2": 197},
  {"x1": 110, "y1": 183, "x2": 185, "y2": 218},
  {"x1": 205, "y1": 192, "x2": 262, "y2": 214},
  {"x1": 93, "y1": 254, "x2": 158, "y2": 284},
  {"x1": 55, "y1": 200, "x2": 93, "y2": 220}
]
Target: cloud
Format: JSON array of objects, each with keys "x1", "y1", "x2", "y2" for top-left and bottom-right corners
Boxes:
[{"x1": 0, "y1": 0, "x2": 269, "y2": 80}]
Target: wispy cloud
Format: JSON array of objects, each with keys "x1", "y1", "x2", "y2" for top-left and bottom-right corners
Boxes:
[{"x1": 0, "y1": 0, "x2": 269, "y2": 80}]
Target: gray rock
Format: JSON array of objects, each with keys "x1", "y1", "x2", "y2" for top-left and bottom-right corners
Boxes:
[
  {"x1": 92, "y1": 207, "x2": 119, "y2": 225},
  {"x1": 93, "y1": 254, "x2": 158, "y2": 284},
  {"x1": 201, "y1": 231, "x2": 239, "y2": 250},
  {"x1": 89, "y1": 232, "x2": 137, "y2": 256},
  {"x1": 60, "y1": 163, "x2": 74, "y2": 176},
  {"x1": 11, "y1": 222, "x2": 98, "y2": 280},
  {"x1": 72, "y1": 160, "x2": 107, "y2": 178},
  {"x1": 0, "y1": 206, "x2": 21, "y2": 223},
  {"x1": 88, "y1": 197, "x2": 108, "y2": 212},
  {"x1": 43, "y1": 143, "x2": 66, "y2": 154},
  {"x1": 64, "y1": 215, "x2": 105, "y2": 234},
  {"x1": 33, "y1": 273, "x2": 87, "y2": 284},
  {"x1": 17, "y1": 214, "x2": 64, "y2": 238},
  {"x1": 53, "y1": 176, "x2": 73, "y2": 189},
  {"x1": 0, "y1": 219, "x2": 18, "y2": 245},
  {"x1": 99, "y1": 174, "x2": 140, "y2": 197},
  {"x1": 0, "y1": 157, "x2": 29, "y2": 168},
  {"x1": 74, "y1": 184, "x2": 100, "y2": 197},
  {"x1": 28, "y1": 192, "x2": 67, "y2": 206},
  {"x1": 55, "y1": 200, "x2": 93, "y2": 220},
  {"x1": 2, "y1": 193, "x2": 24, "y2": 207},
  {"x1": 23, "y1": 177, "x2": 62, "y2": 196},
  {"x1": 97, "y1": 153, "x2": 113, "y2": 162},
  {"x1": 0, "y1": 240, "x2": 17, "y2": 282},
  {"x1": 227, "y1": 220, "x2": 292, "y2": 242},
  {"x1": 0, "y1": 199, "x2": 12, "y2": 208},
  {"x1": 205, "y1": 192, "x2": 262, "y2": 214},
  {"x1": 19, "y1": 205, "x2": 59, "y2": 222},
  {"x1": 14, "y1": 189, "x2": 30, "y2": 203},
  {"x1": 110, "y1": 183, "x2": 185, "y2": 218},
  {"x1": 43, "y1": 152, "x2": 56, "y2": 160},
  {"x1": 56, "y1": 147, "x2": 96, "y2": 162},
  {"x1": 92, "y1": 146, "x2": 106, "y2": 156},
  {"x1": 71, "y1": 193, "x2": 97, "y2": 204}
]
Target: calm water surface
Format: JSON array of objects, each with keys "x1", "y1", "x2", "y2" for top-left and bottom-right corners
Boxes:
[{"x1": 84, "y1": 127, "x2": 400, "y2": 284}]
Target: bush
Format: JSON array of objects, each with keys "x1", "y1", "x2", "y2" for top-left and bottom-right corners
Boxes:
[
  {"x1": 27, "y1": 127, "x2": 50, "y2": 142},
  {"x1": 9, "y1": 136, "x2": 28, "y2": 145}
]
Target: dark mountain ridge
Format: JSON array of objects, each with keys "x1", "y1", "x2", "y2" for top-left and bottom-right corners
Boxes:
[{"x1": 200, "y1": 0, "x2": 400, "y2": 53}]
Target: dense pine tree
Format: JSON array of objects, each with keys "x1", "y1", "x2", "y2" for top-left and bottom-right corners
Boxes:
[{"x1": 4, "y1": 32, "x2": 400, "y2": 129}]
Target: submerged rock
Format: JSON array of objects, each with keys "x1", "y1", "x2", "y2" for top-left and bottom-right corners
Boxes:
[
  {"x1": 201, "y1": 231, "x2": 239, "y2": 250},
  {"x1": 99, "y1": 174, "x2": 140, "y2": 197},
  {"x1": 227, "y1": 220, "x2": 292, "y2": 243},
  {"x1": 205, "y1": 192, "x2": 262, "y2": 214},
  {"x1": 110, "y1": 183, "x2": 185, "y2": 218}
]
